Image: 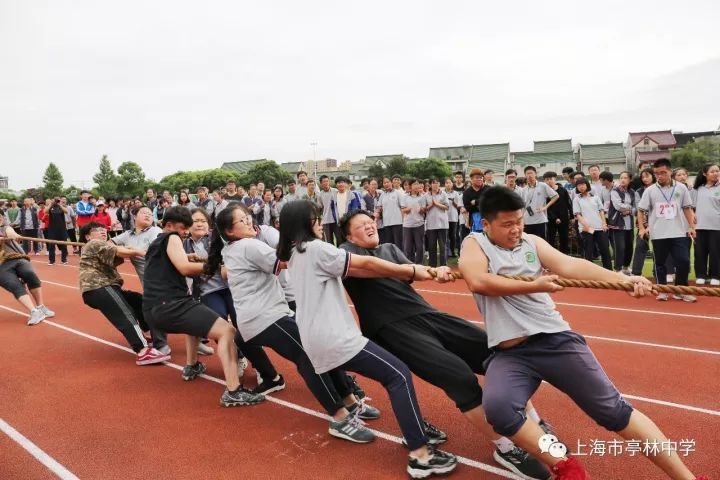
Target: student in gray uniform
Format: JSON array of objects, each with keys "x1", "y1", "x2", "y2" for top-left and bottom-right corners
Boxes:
[
  {"x1": 424, "y1": 179, "x2": 449, "y2": 267},
  {"x1": 317, "y1": 175, "x2": 340, "y2": 245},
  {"x1": 598, "y1": 170, "x2": 615, "y2": 211},
  {"x1": 459, "y1": 186, "x2": 705, "y2": 480},
  {"x1": 521, "y1": 166, "x2": 558, "y2": 240},
  {"x1": 638, "y1": 158, "x2": 696, "y2": 302},
  {"x1": 377, "y1": 176, "x2": 404, "y2": 250},
  {"x1": 277, "y1": 201, "x2": 457, "y2": 479},
  {"x1": 607, "y1": 172, "x2": 635, "y2": 274},
  {"x1": 401, "y1": 179, "x2": 428, "y2": 264},
  {"x1": 630, "y1": 168, "x2": 656, "y2": 276},
  {"x1": 205, "y1": 203, "x2": 382, "y2": 443},
  {"x1": 691, "y1": 163, "x2": 720, "y2": 286},
  {"x1": 444, "y1": 178, "x2": 460, "y2": 257},
  {"x1": 573, "y1": 179, "x2": 612, "y2": 270}
]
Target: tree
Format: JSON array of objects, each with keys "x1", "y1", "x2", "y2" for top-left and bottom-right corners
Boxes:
[
  {"x1": 671, "y1": 138, "x2": 720, "y2": 173},
  {"x1": 63, "y1": 185, "x2": 81, "y2": 203},
  {"x1": 116, "y1": 162, "x2": 147, "y2": 198},
  {"x1": 93, "y1": 155, "x2": 118, "y2": 197},
  {"x1": 367, "y1": 163, "x2": 386, "y2": 180},
  {"x1": 243, "y1": 161, "x2": 293, "y2": 187},
  {"x1": 408, "y1": 158, "x2": 452, "y2": 181},
  {"x1": 42, "y1": 162, "x2": 64, "y2": 198}
]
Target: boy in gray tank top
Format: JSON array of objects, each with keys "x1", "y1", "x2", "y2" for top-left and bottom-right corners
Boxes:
[{"x1": 458, "y1": 186, "x2": 704, "y2": 479}]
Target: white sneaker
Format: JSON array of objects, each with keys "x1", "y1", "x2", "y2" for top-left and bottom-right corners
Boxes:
[
  {"x1": 198, "y1": 342, "x2": 214, "y2": 356},
  {"x1": 237, "y1": 356, "x2": 249, "y2": 378},
  {"x1": 696, "y1": 278, "x2": 706, "y2": 286},
  {"x1": 672, "y1": 294, "x2": 683, "y2": 301},
  {"x1": 656, "y1": 293, "x2": 669, "y2": 301},
  {"x1": 666, "y1": 274, "x2": 675, "y2": 283},
  {"x1": 710, "y1": 279, "x2": 720, "y2": 287},
  {"x1": 156, "y1": 344, "x2": 172, "y2": 355},
  {"x1": 27, "y1": 307, "x2": 47, "y2": 326},
  {"x1": 681, "y1": 295, "x2": 697, "y2": 303},
  {"x1": 39, "y1": 305, "x2": 55, "y2": 318}
]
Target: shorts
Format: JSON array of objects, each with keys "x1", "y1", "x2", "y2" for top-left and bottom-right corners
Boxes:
[{"x1": 143, "y1": 297, "x2": 220, "y2": 338}]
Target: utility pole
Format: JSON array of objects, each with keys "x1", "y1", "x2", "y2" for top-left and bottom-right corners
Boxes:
[{"x1": 310, "y1": 142, "x2": 318, "y2": 179}]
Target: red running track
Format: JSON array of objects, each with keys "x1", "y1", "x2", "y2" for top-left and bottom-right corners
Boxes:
[{"x1": 0, "y1": 258, "x2": 718, "y2": 479}]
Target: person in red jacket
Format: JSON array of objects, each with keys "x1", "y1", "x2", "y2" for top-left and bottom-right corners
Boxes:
[{"x1": 90, "y1": 201, "x2": 112, "y2": 231}]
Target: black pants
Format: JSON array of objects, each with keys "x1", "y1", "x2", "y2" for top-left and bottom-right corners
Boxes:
[
  {"x1": 236, "y1": 317, "x2": 352, "y2": 415},
  {"x1": 67, "y1": 228, "x2": 79, "y2": 252},
  {"x1": 524, "y1": 223, "x2": 547, "y2": 240},
  {"x1": 425, "y1": 229, "x2": 448, "y2": 267},
  {"x1": 403, "y1": 226, "x2": 425, "y2": 264},
  {"x1": 580, "y1": 231, "x2": 612, "y2": 269},
  {"x1": 374, "y1": 312, "x2": 488, "y2": 412},
  {"x1": 631, "y1": 234, "x2": 651, "y2": 276},
  {"x1": 20, "y1": 229, "x2": 40, "y2": 254},
  {"x1": 447, "y1": 222, "x2": 458, "y2": 256},
  {"x1": 47, "y1": 228, "x2": 68, "y2": 264},
  {"x1": 0, "y1": 259, "x2": 41, "y2": 299},
  {"x1": 547, "y1": 220, "x2": 570, "y2": 253},
  {"x1": 323, "y1": 223, "x2": 342, "y2": 246},
  {"x1": 383, "y1": 224, "x2": 403, "y2": 251},
  {"x1": 695, "y1": 229, "x2": 720, "y2": 280},
  {"x1": 339, "y1": 340, "x2": 428, "y2": 450},
  {"x1": 82, "y1": 286, "x2": 163, "y2": 353},
  {"x1": 377, "y1": 227, "x2": 387, "y2": 245},
  {"x1": 610, "y1": 229, "x2": 633, "y2": 271},
  {"x1": 653, "y1": 237, "x2": 690, "y2": 286}
]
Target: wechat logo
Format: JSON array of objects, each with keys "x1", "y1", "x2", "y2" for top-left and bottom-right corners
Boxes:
[{"x1": 538, "y1": 433, "x2": 567, "y2": 458}]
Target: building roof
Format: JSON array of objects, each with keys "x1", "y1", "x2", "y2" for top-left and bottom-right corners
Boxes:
[
  {"x1": 673, "y1": 131, "x2": 720, "y2": 147},
  {"x1": 467, "y1": 159, "x2": 506, "y2": 172},
  {"x1": 221, "y1": 159, "x2": 270, "y2": 173},
  {"x1": 533, "y1": 139, "x2": 573, "y2": 153},
  {"x1": 635, "y1": 150, "x2": 671, "y2": 162},
  {"x1": 428, "y1": 143, "x2": 509, "y2": 162},
  {"x1": 628, "y1": 130, "x2": 676, "y2": 148},
  {"x1": 280, "y1": 161, "x2": 304, "y2": 173},
  {"x1": 578, "y1": 143, "x2": 626, "y2": 161},
  {"x1": 513, "y1": 151, "x2": 575, "y2": 166},
  {"x1": 364, "y1": 154, "x2": 404, "y2": 166}
]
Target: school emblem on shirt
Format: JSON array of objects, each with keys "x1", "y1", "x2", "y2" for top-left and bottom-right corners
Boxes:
[
  {"x1": 675, "y1": 192, "x2": 681, "y2": 199},
  {"x1": 525, "y1": 252, "x2": 536, "y2": 264}
]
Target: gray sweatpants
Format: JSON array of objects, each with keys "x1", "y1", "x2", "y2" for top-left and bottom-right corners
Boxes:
[{"x1": 402, "y1": 225, "x2": 425, "y2": 264}]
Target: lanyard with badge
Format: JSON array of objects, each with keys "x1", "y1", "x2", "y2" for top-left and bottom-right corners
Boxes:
[{"x1": 655, "y1": 183, "x2": 677, "y2": 220}]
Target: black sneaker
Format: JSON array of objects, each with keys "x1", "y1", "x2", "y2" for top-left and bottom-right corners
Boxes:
[
  {"x1": 181, "y1": 362, "x2": 206, "y2": 381},
  {"x1": 220, "y1": 387, "x2": 265, "y2": 407},
  {"x1": 346, "y1": 374, "x2": 365, "y2": 400},
  {"x1": 407, "y1": 446, "x2": 457, "y2": 479},
  {"x1": 252, "y1": 374, "x2": 286, "y2": 395},
  {"x1": 493, "y1": 446, "x2": 551, "y2": 480},
  {"x1": 402, "y1": 419, "x2": 448, "y2": 447}
]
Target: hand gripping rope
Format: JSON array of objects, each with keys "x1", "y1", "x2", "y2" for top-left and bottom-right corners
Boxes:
[{"x1": 427, "y1": 269, "x2": 720, "y2": 298}]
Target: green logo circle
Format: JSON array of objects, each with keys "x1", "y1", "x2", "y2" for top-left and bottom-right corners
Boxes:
[{"x1": 525, "y1": 252, "x2": 536, "y2": 264}]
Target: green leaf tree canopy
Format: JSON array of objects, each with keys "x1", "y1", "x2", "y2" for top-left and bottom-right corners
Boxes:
[
  {"x1": 42, "y1": 162, "x2": 64, "y2": 198},
  {"x1": 116, "y1": 162, "x2": 147, "y2": 198},
  {"x1": 671, "y1": 138, "x2": 720, "y2": 173},
  {"x1": 242, "y1": 161, "x2": 293, "y2": 188},
  {"x1": 408, "y1": 158, "x2": 452, "y2": 181},
  {"x1": 93, "y1": 155, "x2": 118, "y2": 197}
]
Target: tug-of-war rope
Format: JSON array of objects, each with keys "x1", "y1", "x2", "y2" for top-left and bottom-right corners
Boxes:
[{"x1": 6, "y1": 235, "x2": 720, "y2": 297}]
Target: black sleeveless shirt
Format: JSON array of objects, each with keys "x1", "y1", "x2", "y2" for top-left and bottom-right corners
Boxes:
[{"x1": 142, "y1": 232, "x2": 190, "y2": 306}]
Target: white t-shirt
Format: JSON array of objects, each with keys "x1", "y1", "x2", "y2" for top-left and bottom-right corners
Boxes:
[
  {"x1": 336, "y1": 191, "x2": 349, "y2": 219},
  {"x1": 289, "y1": 240, "x2": 367, "y2": 373}
]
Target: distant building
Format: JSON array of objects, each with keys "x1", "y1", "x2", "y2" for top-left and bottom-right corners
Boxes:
[
  {"x1": 428, "y1": 143, "x2": 509, "y2": 175},
  {"x1": 0, "y1": 175, "x2": 8, "y2": 190},
  {"x1": 673, "y1": 130, "x2": 720, "y2": 147},
  {"x1": 577, "y1": 143, "x2": 628, "y2": 175},
  {"x1": 626, "y1": 130, "x2": 676, "y2": 170},
  {"x1": 220, "y1": 159, "x2": 270, "y2": 174},
  {"x1": 511, "y1": 139, "x2": 576, "y2": 176}
]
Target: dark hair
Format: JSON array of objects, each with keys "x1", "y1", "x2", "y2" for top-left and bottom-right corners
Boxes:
[
  {"x1": 504, "y1": 168, "x2": 517, "y2": 176},
  {"x1": 335, "y1": 176, "x2": 349, "y2": 185},
  {"x1": 523, "y1": 165, "x2": 536, "y2": 173},
  {"x1": 392, "y1": 174, "x2": 402, "y2": 181},
  {"x1": 653, "y1": 158, "x2": 672, "y2": 169},
  {"x1": 178, "y1": 191, "x2": 192, "y2": 205},
  {"x1": 297, "y1": 170, "x2": 307, "y2": 178},
  {"x1": 693, "y1": 163, "x2": 720, "y2": 190},
  {"x1": 575, "y1": 178, "x2": 591, "y2": 195},
  {"x1": 287, "y1": 179, "x2": 296, "y2": 185},
  {"x1": 639, "y1": 167, "x2": 656, "y2": 185},
  {"x1": 189, "y1": 207, "x2": 210, "y2": 223},
  {"x1": 542, "y1": 171, "x2": 557, "y2": 180},
  {"x1": 277, "y1": 200, "x2": 322, "y2": 261},
  {"x1": 339, "y1": 209, "x2": 374, "y2": 236},
  {"x1": 429, "y1": 177, "x2": 440, "y2": 184},
  {"x1": 588, "y1": 164, "x2": 600, "y2": 171},
  {"x1": 226, "y1": 179, "x2": 236, "y2": 185},
  {"x1": 479, "y1": 186, "x2": 525, "y2": 222},
  {"x1": 453, "y1": 171, "x2": 464, "y2": 178},
  {"x1": 204, "y1": 203, "x2": 252, "y2": 277},
  {"x1": 516, "y1": 177, "x2": 527, "y2": 187},
  {"x1": 360, "y1": 178, "x2": 370, "y2": 186},
  {"x1": 273, "y1": 186, "x2": 284, "y2": 199},
  {"x1": 319, "y1": 175, "x2": 329, "y2": 182},
  {"x1": 79, "y1": 222, "x2": 106, "y2": 242},
  {"x1": 484, "y1": 169, "x2": 494, "y2": 175},
  {"x1": 81, "y1": 190, "x2": 90, "y2": 195},
  {"x1": 561, "y1": 166, "x2": 574, "y2": 175},
  {"x1": 599, "y1": 171, "x2": 614, "y2": 182},
  {"x1": 573, "y1": 171, "x2": 585, "y2": 178},
  {"x1": 162, "y1": 206, "x2": 193, "y2": 227},
  {"x1": 307, "y1": 178, "x2": 315, "y2": 185}
]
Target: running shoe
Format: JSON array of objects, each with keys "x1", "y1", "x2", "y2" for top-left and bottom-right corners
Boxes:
[
  {"x1": 39, "y1": 305, "x2": 55, "y2": 318},
  {"x1": 136, "y1": 347, "x2": 170, "y2": 366},
  {"x1": 681, "y1": 294, "x2": 697, "y2": 303},
  {"x1": 182, "y1": 362, "x2": 206, "y2": 381},
  {"x1": 402, "y1": 419, "x2": 448, "y2": 447},
  {"x1": 237, "y1": 356, "x2": 249, "y2": 378},
  {"x1": 348, "y1": 399, "x2": 380, "y2": 420},
  {"x1": 252, "y1": 374, "x2": 286, "y2": 395},
  {"x1": 220, "y1": 387, "x2": 265, "y2": 407},
  {"x1": 27, "y1": 307, "x2": 46, "y2": 326},
  {"x1": 710, "y1": 279, "x2": 720, "y2": 286},
  {"x1": 407, "y1": 445, "x2": 458, "y2": 479},
  {"x1": 493, "y1": 446, "x2": 551, "y2": 480},
  {"x1": 328, "y1": 410, "x2": 375, "y2": 443},
  {"x1": 656, "y1": 293, "x2": 669, "y2": 301},
  {"x1": 198, "y1": 342, "x2": 214, "y2": 355},
  {"x1": 346, "y1": 374, "x2": 366, "y2": 400},
  {"x1": 696, "y1": 278, "x2": 706, "y2": 286},
  {"x1": 551, "y1": 457, "x2": 589, "y2": 480}
]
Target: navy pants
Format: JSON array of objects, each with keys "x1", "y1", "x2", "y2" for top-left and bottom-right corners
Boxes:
[
  {"x1": 653, "y1": 237, "x2": 690, "y2": 286},
  {"x1": 403, "y1": 226, "x2": 425, "y2": 264},
  {"x1": 524, "y1": 223, "x2": 547, "y2": 241},
  {"x1": 339, "y1": 340, "x2": 428, "y2": 450},
  {"x1": 695, "y1": 229, "x2": 720, "y2": 280},
  {"x1": 482, "y1": 331, "x2": 633, "y2": 437}
]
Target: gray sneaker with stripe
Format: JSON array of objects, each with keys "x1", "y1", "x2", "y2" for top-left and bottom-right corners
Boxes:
[{"x1": 328, "y1": 411, "x2": 375, "y2": 443}]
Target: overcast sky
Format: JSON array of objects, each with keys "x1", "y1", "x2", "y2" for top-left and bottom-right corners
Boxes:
[{"x1": 1, "y1": 0, "x2": 719, "y2": 189}]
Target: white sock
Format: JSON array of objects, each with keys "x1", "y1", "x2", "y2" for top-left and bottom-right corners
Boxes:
[
  {"x1": 493, "y1": 436, "x2": 515, "y2": 453},
  {"x1": 526, "y1": 407, "x2": 541, "y2": 424}
]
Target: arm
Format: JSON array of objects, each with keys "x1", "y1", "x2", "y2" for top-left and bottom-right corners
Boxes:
[
  {"x1": 458, "y1": 238, "x2": 562, "y2": 295},
  {"x1": 166, "y1": 234, "x2": 205, "y2": 276},
  {"x1": 610, "y1": 190, "x2": 632, "y2": 214},
  {"x1": 434, "y1": 194, "x2": 449, "y2": 210},
  {"x1": 684, "y1": 207, "x2": 696, "y2": 238},
  {"x1": 599, "y1": 209, "x2": 608, "y2": 231},
  {"x1": 539, "y1": 189, "x2": 559, "y2": 212},
  {"x1": 346, "y1": 254, "x2": 431, "y2": 281},
  {"x1": 637, "y1": 210, "x2": 648, "y2": 238},
  {"x1": 115, "y1": 245, "x2": 145, "y2": 259}
]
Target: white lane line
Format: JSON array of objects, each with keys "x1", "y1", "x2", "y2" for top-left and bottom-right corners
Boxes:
[
  {"x1": 414, "y1": 288, "x2": 720, "y2": 321},
  {"x1": 33, "y1": 261, "x2": 720, "y2": 320},
  {"x1": 0, "y1": 304, "x2": 520, "y2": 479},
  {"x1": 0, "y1": 417, "x2": 80, "y2": 480},
  {"x1": 347, "y1": 305, "x2": 720, "y2": 356}
]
